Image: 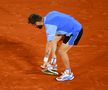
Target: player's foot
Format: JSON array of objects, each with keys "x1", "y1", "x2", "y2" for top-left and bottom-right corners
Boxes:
[
  {"x1": 40, "y1": 62, "x2": 48, "y2": 69},
  {"x1": 41, "y1": 62, "x2": 58, "y2": 71},
  {"x1": 56, "y1": 70, "x2": 74, "y2": 81},
  {"x1": 47, "y1": 63, "x2": 58, "y2": 71},
  {"x1": 52, "y1": 64, "x2": 58, "y2": 71}
]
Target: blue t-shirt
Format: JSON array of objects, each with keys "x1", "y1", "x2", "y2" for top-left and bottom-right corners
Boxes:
[{"x1": 44, "y1": 11, "x2": 82, "y2": 41}]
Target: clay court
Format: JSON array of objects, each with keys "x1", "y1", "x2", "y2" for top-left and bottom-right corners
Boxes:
[{"x1": 0, "y1": 0, "x2": 108, "y2": 90}]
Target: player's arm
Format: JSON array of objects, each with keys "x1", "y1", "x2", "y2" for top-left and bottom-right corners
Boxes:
[
  {"x1": 45, "y1": 38, "x2": 56, "y2": 57},
  {"x1": 42, "y1": 24, "x2": 62, "y2": 68},
  {"x1": 41, "y1": 24, "x2": 57, "y2": 68},
  {"x1": 44, "y1": 41, "x2": 53, "y2": 58},
  {"x1": 44, "y1": 24, "x2": 57, "y2": 58},
  {"x1": 45, "y1": 35, "x2": 62, "y2": 66}
]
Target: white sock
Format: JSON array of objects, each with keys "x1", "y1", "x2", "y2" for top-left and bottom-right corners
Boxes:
[
  {"x1": 43, "y1": 57, "x2": 48, "y2": 63},
  {"x1": 50, "y1": 57, "x2": 56, "y2": 65},
  {"x1": 65, "y1": 68, "x2": 71, "y2": 74}
]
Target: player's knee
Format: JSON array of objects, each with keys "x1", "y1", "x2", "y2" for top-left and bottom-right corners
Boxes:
[{"x1": 58, "y1": 48, "x2": 65, "y2": 55}]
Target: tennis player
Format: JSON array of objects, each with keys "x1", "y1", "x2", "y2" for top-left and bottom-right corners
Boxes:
[{"x1": 28, "y1": 11, "x2": 83, "y2": 81}]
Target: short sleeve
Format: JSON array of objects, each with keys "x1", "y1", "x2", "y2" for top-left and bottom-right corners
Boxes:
[{"x1": 45, "y1": 24, "x2": 57, "y2": 41}]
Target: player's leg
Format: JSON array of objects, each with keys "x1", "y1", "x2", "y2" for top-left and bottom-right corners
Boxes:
[
  {"x1": 56, "y1": 29, "x2": 83, "y2": 81},
  {"x1": 56, "y1": 43, "x2": 74, "y2": 81},
  {"x1": 58, "y1": 43, "x2": 72, "y2": 70}
]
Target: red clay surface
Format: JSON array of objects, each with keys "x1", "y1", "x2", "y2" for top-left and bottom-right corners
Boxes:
[{"x1": 0, "y1": 0, "x2": 108, "y2": 90}]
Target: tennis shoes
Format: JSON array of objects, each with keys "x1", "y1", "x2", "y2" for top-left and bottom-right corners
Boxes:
[
  {"x1": 56, "y1": 70, "x2": 74, "y2": 81},
  {"x1": 41, "y1": 63, "x2": 74, "y2": 81},
  {"x1": 41, "y1": 62, "x2": 58, "y2": 71}
]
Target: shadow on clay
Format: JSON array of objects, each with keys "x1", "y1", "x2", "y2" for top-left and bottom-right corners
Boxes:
[{"x1": 0, "y1": 36, "x2": 42, "y2": 74}]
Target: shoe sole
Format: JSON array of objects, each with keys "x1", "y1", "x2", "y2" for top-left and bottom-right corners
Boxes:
[
  {"x1": 41, "y1": 69, "x2": 59, "y2": 76},
  {"x1": 56, "y1": 76, "x2": 74, "y2": 81}
]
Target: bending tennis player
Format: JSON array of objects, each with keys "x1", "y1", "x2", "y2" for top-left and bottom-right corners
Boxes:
[{"x1": 28, "y1": 11, "x2": 83, "y2": 81}]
